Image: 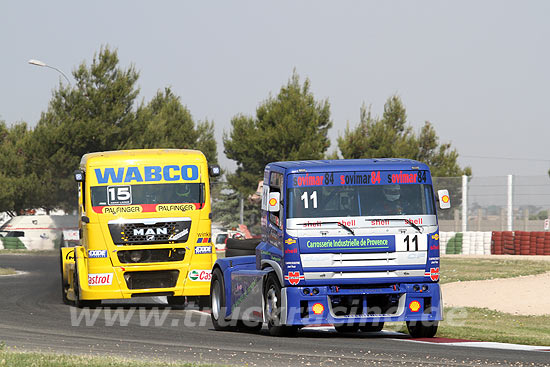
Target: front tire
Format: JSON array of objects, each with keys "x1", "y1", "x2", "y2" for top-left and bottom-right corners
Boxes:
[
  {"x1": 264, "y1": 274, "x2": 297, "y2": 337},
  {"x1": 167, "y1": 296, "x2": 187, "y2": 309},
  {"x1": 210, "y1": 268, "x2": 234, "y2": 331},
  {"x1": 73, "y1": 264, "x2": 100, "y2": 309},
  {"x1": 406, "y1": 320, "x2": 438, "y2": 338}
]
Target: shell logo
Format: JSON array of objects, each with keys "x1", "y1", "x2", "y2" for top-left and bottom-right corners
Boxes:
[
  {"x1": 312, "y1": 303, "x2": 324, "y2": 315},
  {"x1": 441, "y1": 195, "x2": 450, "y2": 203},
  {"x1": 269, "y1": 198, "x2": 278, "y2": 206},
  {"x1": 409, "y1": 300, "x2": 421, "y2": 312}
]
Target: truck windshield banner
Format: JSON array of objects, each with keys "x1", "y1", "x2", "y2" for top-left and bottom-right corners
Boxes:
[
  {"x1": 288, "y1": 170, "x2": 431, "y2": 188},
  {"x1": 299, "y1": 235, "x2": 395, "y2": 253}
]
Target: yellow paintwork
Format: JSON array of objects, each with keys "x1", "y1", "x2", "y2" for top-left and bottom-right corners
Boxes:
[{"x1": 61, "y1": 149, "x2": 216, "y2": 302}]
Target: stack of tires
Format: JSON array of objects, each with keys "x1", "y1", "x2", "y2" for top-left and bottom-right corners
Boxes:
[
  {"x1": 502, "y1": 231, "x2": 515, "y2": 254},
  {"x1": 491, "y1": 231, "x2": 503, "y2": 255},
  {"x1": 514, "y1": 231, "x2": 530, "y2": 255},
  {"x1": 225, "y1": 238, "x2": 261, "y2": 258},
  {"x1": 532, "y1": 232, "x2": 545, "y2": 256},
  {"x1": 445, "y1": 233, "x2": 463, "y2": 254},
  {"x1": 545, "y1": 233, "x2": 550, "y2": 256}
]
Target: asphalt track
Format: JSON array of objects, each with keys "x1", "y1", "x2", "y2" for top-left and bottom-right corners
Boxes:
[{"x1": 0, "y1": 254, "x2": 549, "y2": 367}]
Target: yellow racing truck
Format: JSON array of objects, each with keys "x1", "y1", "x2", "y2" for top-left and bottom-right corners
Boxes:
[{"x1": 60, "y1": 149, "x2": 220, "y2": 308}]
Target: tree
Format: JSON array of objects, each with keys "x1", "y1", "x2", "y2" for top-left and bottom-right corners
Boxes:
[
  {"x1": 29, "y1": 46, "x2": 140, "y2": 211},
  {"x1": 224, "y1": 71, "x2": 332, "y2": 196},
  {"x1": 0, "y1": 121, "x2": 39, "y2": 216},
  {"x1": 27, "y1": 47, "x2": 218, "y2": 212},
  {"x1": 211, "y1": 182, "x2": 261, "y2": 235},
  {"x1": 338, "y1": 95, "x2": 470, "y2": 177},
  {"x1": 123, "y1": 88, "x2": 218, "y2": 164}
]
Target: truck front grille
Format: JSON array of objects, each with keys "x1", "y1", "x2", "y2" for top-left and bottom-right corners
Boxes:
[
  {"x1": 108, "y1": 218, "x2": 191, "y2": 245},
  {"x1": 117, "y1": 248, "x2": 185, "y2": 263},
  {"x1": 124, "y1": 270, "x2": 179, "y2": 289}
]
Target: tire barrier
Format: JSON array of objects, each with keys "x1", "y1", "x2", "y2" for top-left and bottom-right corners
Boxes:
[{"x1": 441, "y1": 231, "x2": 550, "y2": 256}]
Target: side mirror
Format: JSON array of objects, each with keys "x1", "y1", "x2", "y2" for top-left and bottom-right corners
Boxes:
[
  {"x1": 209, "y1": 165, "x2": 221, "y2": 177},
  {"x1": 437, "y1": 189, "x2": 451, "y2": 209},
  {"x1": 268, "y1": 192, "x2": 280, "y2": 212},
  {"x1": 74, "y1": 169, "x2": 85, "y2": 182}
]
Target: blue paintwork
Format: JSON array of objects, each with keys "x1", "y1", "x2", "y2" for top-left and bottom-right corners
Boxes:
[{"x1": 213, "y1": 159, "x2": 443, "y2": 326}]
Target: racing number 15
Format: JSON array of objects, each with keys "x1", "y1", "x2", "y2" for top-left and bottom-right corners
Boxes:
[{"x1": 404, "y1": 234, "x2": 418, "y2": 251}]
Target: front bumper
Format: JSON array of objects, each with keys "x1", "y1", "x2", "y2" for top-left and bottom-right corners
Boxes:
[{"x1": 284, "y1": 282, "x2": 442, "y2": 326}]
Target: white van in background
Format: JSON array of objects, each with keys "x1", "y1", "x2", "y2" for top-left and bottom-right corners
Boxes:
[{"x1": 0, "y1": 215, "x2": 78, "y2": 250}]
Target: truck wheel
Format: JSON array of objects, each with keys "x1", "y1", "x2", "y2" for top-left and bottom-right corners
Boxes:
[
  {"x1": 167, "y1": 296, "x2": 187, "y2": 309},
  {"x1": 73, "y1": 264, "x2": 101, "y2": 309},
  {"x1": 210, "y1": 268, "x2": 234, "y2": 331},
  {"x1": 360, "y1": 322, "x2": 384, "y2": 332},
  {"x1": 197, "y1": 296, "x2": 210, "y2": 311},
  {"x1": 334, "y1": 323, "x2": 360, "y2": 333},
  {"x1": 59, "y1": 250, "x2": 71, "y2": 305},
  {"x1": 264, "y1": 274, "x2": 297, "y2": 337},
  {"x1": 406, "y1": 321, "x2": 438, "y2": 338},
  {"x1": 237, "y1": 319, "x2": 263, "y2": 333}
]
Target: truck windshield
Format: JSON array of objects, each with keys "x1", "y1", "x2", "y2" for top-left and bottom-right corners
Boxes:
[
  {"x1": 91, "y1": 183, "x2": 203, "y2": 206},
  {"x1": 287, "y1": 184, "x2": 435, "y2": 218}
]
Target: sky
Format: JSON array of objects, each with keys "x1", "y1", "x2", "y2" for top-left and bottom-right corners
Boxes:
[{"x1": 2, "y1": 0, "x2": 550, "y2": 177}]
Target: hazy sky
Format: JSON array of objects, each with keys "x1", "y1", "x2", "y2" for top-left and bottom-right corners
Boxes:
[{"x1": 2, "y1": 1, "x2": 549, "y2": 177}]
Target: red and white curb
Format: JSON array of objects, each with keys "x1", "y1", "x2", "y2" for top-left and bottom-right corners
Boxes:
[
  {"x1": 192, "y1": 310, "x2": 550, "y2": 352},
  {"x1": 400, "y1": 337, "x2": 550, "y2": 352}
]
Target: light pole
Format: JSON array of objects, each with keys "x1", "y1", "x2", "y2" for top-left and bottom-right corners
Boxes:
[{"x1": 28, "y1": 59, "x2": 71, "y2": 86}]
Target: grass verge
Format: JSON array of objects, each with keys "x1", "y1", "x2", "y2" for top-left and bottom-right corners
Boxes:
[
  {"x1": 0, "y1": 267, "x2": 16, "y2": 275},
  {"x1": 440, "y1": 256, "x2": 550, "y2": 284},
  {"x1": 387, "y1": 306, "x2": 550, "y2": 346},
  {"x1": 0, "y1": 347, "x2": 218, "y2": 367},
  {"x1": 0, "y1": 249, "x2": 57, "y2": 255}
]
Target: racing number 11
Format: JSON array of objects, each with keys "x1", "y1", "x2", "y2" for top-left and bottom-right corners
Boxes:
[
  {"x1": 301, "y1": 191, "x2": 318, "y2": 209},
  {"x1": 404, "y1": 234, "x2": 418, "y2": 251}
]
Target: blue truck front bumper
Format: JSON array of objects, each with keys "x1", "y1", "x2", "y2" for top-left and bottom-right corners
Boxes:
[{"x1": 284, "y1": 282, "x2": 442, "y2": 326}]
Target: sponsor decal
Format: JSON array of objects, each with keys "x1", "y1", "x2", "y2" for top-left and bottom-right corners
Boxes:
[
  {"x1": 425, "y1": 267, "x2": 440, "y2": 282},
  {"x1": 431, "y1": 233, "x2": 440, "y2": 241},
  {"x1": 441, "y1": 195, "x2": 450, "y2": 203},
  {"x1": 195, "y1": 246, "x2": 212, "y2": 254},
  {"x1": 409, "y1": 300, "x2": 421, "y2": 312},
  {"x1": 269, "y1": 198, "x2": 278, "y2": 206},
  {"x1": 188, "y1": 269, "x2": 212, "y2": 282},
  {"x1": 284, "y1": 271, "x2": 305, "y2": 285},
  {"x1": 196, "y1": 237, "x2": 211, "y2": 243},
  {"x1": 102, "y1": 205, "x2": 143, "y2": 214},
  {"x1": 430, "y1": 244, "x2": 440, "y2": 250},
  {"x1": 285, "y1": 248, "x2": 298, "y2": 254},
  {"x1": 88, "y1": 250, "x2": 108, "y2": 258},
  {"x1": 285, "y1": 238, "x2": 296, "y2": 245},
  {"x1": 306, "y1": 238, "x2": 390, "y2": 250},
  {"x1": 293, "y1": 174, "x2": 325, "y2": 187},
  {"x1": 157, "y1": 204, "x2": 195, "y2": 212},
  {"x1": 134, "y1": 227, "x2": 168, "y2": 236},
  {"x1": 169, "y1": 229, "x2": 189, "y2": 241},
  {"x1": 88, "y1": 273, "x2": 113, "y2": 286},
  {"x1": 94, "y1": 165, "x2": 199, "y2": 184}
]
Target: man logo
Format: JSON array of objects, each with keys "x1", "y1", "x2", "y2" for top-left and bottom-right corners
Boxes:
[
  {"x1": 133, "y1": 228, "x2": 168, "y2": 236},
  {"x1": 146, "y1": 234, "x2": 155, "y2": 241}
]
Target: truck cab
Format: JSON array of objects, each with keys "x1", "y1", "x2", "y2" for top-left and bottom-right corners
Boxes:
[{"x1": 210, "y1": 159, "x2": 449, "y2": 337}]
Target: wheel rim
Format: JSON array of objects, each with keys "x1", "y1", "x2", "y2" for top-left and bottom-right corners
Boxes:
[
  {"x1": 265, "y1": 287, "x2": 279, "y2": 324},
  {"x1": 211, "y1": 280, "x2": 221, "y2": 320}
]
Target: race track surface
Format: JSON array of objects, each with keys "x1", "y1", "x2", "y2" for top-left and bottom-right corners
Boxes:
[{"x1": 0, "y1": 254, "x2": 548, "y2": 367}]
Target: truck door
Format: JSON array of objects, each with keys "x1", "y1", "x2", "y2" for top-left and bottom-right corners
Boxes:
[{"x1": 266, "y1": 171, "x2": 284, "y2": 251}]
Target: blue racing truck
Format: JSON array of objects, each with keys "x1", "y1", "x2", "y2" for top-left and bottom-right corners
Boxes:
[{"x1": 210, "y1": 159, "x2": 450, "y2": 337}]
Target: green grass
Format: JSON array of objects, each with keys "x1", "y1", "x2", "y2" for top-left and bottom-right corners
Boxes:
[
  {"x1": 386, "y1": 307, "x2": 550, "y2": 346},
  {"x1": 440, "y1": 256, "x2": 550, "y2": 284},
  {"x1": 0, "y1": 347, "x2": 218, "y2": 367},
  {"x1": 0, "y1": 249, "x2": 57, "y2": 255},
  {"x1": 0, "y1": 267, "x2": 16, "y2": 275}
]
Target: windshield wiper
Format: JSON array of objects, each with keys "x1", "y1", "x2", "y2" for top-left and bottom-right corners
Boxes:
[
  {"x1": 370, "y1": 218, "x2": 422, "y2": 233},
  {"x1": 297, "y1": 221, "x2": 355, "y2": 235}
]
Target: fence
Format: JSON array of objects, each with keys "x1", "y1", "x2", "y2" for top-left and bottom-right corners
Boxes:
[{"x1": 434, "y1": 175, "x2": 550, "y2": 232}]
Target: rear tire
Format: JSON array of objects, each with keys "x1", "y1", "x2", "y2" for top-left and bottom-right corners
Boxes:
[
  {"x1": 59, "y1": 250, "x2": 71, "y2": 305},
  {"x1": 406, "y1": 320, "x2": 438, "y2": 338},
  {"x1": 167, "y1": 296, "x2": 187, "y2": 309},
  {"x1": 237, "y1": 319, "x2": 263, "y2": 333},
  {"x1": 360, "y1": 322, "x2": 384, "y2": 332},
  {"x1": 264, "y1": 274, "x2": 297, "y2": 337},
  {"x1": 225, "y1": 239, "x2": 260, "y2": 257},
  {"x1": 210, "y1": 268, "x2": 234, "y2": 331},
  {"x1": 334, "y1": 323, "x2": 360, "y2": 333}
]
